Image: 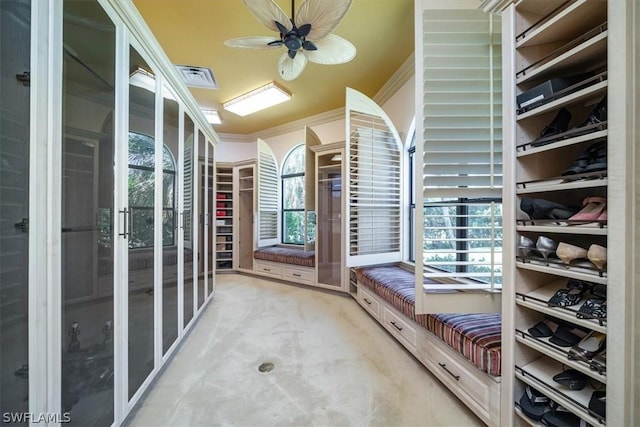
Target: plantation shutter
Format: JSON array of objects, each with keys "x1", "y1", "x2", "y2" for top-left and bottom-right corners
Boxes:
[
  {"x1": 345, "y1": 88, "x2": 403, "y2": 267},
  {"x1": 183, "y1": 139, "x2": 193, "y2": 243},
  {"x1": 257, "y1": 139, "x2": 279, "y2": 247},
  {"x1": 418, "y1": 8, "x2": 502, "y2": 289},
  {"x1": 304, "y1": 126, "x2": 321, "y2": 251}
]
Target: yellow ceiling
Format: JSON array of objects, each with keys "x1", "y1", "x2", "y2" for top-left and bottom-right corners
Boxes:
[{"x1": 132, "y1": 0, "x2": 414, "y2": 136}]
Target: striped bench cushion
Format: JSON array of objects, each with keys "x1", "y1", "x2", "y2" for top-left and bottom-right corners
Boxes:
[
  {"x1": 253, "y1": 246, "x2": 315, "y2": 267},
  {"x1": 423, "y1": 313, "x2": 502, "y2": 377},
  {"x1": 355, "y1": 265, "x2": 501, "y2": 377},
  {"x1": 355, "y1": 265, "x2": 421, "y2": 320}
]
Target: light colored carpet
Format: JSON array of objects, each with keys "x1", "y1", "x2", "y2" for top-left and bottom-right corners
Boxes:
[{"x1": 125, "y1": 274, "x2": 484, "y2": 427}]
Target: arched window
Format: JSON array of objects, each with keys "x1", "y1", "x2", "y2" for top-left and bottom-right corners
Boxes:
[
  {"x1": 281, "y1": 144, "x2": 305, "y2": 245},
  {"x1": 128, "y1": 132, "x2": 177, "y2": 248}
]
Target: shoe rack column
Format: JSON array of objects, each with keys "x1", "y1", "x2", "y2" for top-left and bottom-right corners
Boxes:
[{"x1": 496, "y1": 0, "x2": 609, "y2": 425}]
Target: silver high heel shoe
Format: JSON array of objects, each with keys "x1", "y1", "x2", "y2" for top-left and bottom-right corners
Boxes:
[
  {"x1": 536, "y1": 236, "x2": 558, "y2": 265},
  {"x1": 518, "y1": 235, "x2": 536, "y2": 259}
]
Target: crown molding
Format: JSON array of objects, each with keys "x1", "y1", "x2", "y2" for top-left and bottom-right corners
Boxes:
[
  {"x1": 373, "y1": 52, "x2": 415, "y2": 105},
  {"x1": 217, "y1": 107, "x2": 345, "y2": 143},
  {"x1": 217, "y1": 53, "x2": 416, "y2": 143}
]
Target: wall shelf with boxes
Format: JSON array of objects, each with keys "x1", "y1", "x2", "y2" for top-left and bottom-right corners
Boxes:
[
  {"x1": 504, "y1": 0, "x2": 608, "y2": 425},
  {"x1": 234, "y1": 161, "x2": 256, "y2": 273},
  {"x1": 215, "y1": 163, "x2": 234, "y2": 272}
]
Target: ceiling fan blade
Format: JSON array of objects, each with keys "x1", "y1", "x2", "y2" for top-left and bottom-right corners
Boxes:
[
  {"x1": 224, "y1": 36, "x2": 282, "y2": 50},
  {"x1": 294, "y1": 0, "x2": 353, "y2": 40},
  {"x1": 242, "y1": 0, "x2": 293, "y2": 34},
  {"x1": 304, "y1": 34, "x2": 356, "y2": 65},
  {"x1": 278, "y1": 51, "x2": 307, "y2": 81}
]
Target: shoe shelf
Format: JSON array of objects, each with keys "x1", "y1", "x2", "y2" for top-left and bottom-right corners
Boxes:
[
  {"x1": 515, "y1": 283, "x2": 607, "y2": 334},
  {"x1": 515, "y1": 357, "x2": 605, "y2": 426},
  {"x1": 517, "y1": 27, "x2": 607, "y2": 85},
  {"x1": 516, "y1": 223, "x2": 607, "y2": 236},
  {"x1": 215, "y1": 165, "x2": 235, "y2": 272},
  {"x1": 515, "y1": 0, "x2": 607, "y2": 49},
  {"x1": 515, "y1": 329, "x2": 606, "y2": 383},
  {"x1": 516, "y1": 260, "x2": 607, "y2": 285},
  {"x1": 516, "y1": 175, "x2": 606, "y2": 194},
  {"x1": 516, "y1": 129, "x2": 607, "y2": 156},
  {"x1": 514, "y1": 406, "x2": 541, "y2": 427},
  {"x1": 516, "y1": 79, "x2": 607, "y2": 121}
]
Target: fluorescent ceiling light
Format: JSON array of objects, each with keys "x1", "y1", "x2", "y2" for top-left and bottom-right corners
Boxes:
[
  {"x1": 202, "y1": 109, "x2": 222, "y2": 125},
  {"x1": 223, "y1": 82, "x2": 291, "y2": 116},
  {"x1": 331, "y1": 154, "x2": 342, "y2": 162}
]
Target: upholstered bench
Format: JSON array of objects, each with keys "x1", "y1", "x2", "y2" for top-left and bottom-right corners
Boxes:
[
  {"x1": 253, "y1": 246, "x2": 315, "y2": 267},
  {"x1": 252, "y1": 246, "x2": 316, "y2": 286},
  {"x1": 354, "y1": 264, "x2": 501, "y2": 426}
]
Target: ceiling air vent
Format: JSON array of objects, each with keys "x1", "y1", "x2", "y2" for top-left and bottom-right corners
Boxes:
[{"x1": 174, "y1": 65, "x2": 217, "y2": 89}]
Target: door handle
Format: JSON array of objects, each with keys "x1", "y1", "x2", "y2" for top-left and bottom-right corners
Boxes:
[{"x1": 119, "y1": 208, "x2": 129, "y2": 238}]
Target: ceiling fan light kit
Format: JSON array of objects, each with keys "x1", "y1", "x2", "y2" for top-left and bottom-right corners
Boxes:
[
  {"x1": 225, "y1": 0, "x2": 356, "y2": 81},
  {"x1": 223, "y1": 81, "x2": 291, "y2": 116}
]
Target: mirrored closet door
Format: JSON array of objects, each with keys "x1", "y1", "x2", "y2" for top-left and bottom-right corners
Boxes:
[
  {"x1": 0, "y1": 0, "x2": 30, "y2": 421},
  {"x1": 61, "y1": 1, "x2": 116, "y2": 424},
  {"x1": 127, "y1": 46, "x2": 156, "y2": 399},
  {"x1": 182, "y1": 114, "x2": 195, "y2": 328},
  {"x1": 162, "y1": 85, "x2": 179, "y2": 354}
]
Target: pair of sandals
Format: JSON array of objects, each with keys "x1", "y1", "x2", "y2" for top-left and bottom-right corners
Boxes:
[
  {"x1": 527, "y1": 317, "x2": 583, "y2": 347},
  {"x1": 548, "y1": 280, "x2": 607, "y2": 320},
  {"x1": 519, "y1": 384, "x2": 585, "y2": 425}
]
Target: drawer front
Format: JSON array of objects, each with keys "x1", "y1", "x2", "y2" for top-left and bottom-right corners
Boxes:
[
  {"x1": 418, "y1": 332, "x2": 492, "y2": 419},
  {"x1": 356, "y1": 286, "x2": 381, "y2": 318},
  {"x1": 254, "y1": 260, "x2": 282, "y2": 278},
  {"x1": 382, "y1": 306, "x2": 417, "y2": 351},
  {"x1": 283, "y1": 266, "x2": 315, "y2": 284}
]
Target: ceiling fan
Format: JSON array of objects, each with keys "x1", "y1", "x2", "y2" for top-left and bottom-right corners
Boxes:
[{"x1": 224, "y1": 0, "x2": 356, "y2": 81}]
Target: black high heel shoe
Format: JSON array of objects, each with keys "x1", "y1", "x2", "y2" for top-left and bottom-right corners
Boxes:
[
  {"x1": 520, "y1": 198, "x2": 579, "y2": 220},
  {"x1": 562, "y1": 139, "x2": 607, "y2": 176},
  {"x1": 531, "y1": 107, "x2": 572, "y2": 147}
]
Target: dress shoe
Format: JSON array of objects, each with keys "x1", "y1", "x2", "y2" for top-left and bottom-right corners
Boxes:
[
  {"x1": 536, "y1": 236, "x2": 558, "y2": 264},
  {"x1": 556, "y1": 242, "x2": 588, "y2": 265},
  {"x1": 569, "y1": 197, "x2": 606, "y2": 222},
  {"x1": 587, "y1": 244, "x2": 607, "y2": 270}
]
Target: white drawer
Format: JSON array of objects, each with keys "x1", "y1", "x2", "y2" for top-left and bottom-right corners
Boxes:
[
  {"x1": 283, "y1": 266, "x2": 315, "y2": 284},
  {"x1": 254, "y1": 260, "x2": 282, "y2": 278},
  {"x1": 382, "y1": 306, "x2": 417, "y2": 352},
  {"x1": 417, "y1": 331, "x2": 495, "y2": 423},
  {"x1": 356, "y1": 286, "x2": 381, "y2": 318}
]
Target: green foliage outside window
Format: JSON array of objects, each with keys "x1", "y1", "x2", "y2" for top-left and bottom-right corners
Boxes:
[{"x1": 282, "y1": 144, "x2": 305, "y2": 245}]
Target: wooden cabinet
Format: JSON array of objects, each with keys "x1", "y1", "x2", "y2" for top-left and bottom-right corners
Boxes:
[
  {"x1": 234, "y1": 161, "x2": 255, "y2": 272},
  {"x1": 500, "y1": 1, "x2": 609, "y2": 425}
]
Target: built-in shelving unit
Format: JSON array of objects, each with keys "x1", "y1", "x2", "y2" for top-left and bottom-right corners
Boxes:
[
  {"x1": 507, "y1": 1, "x2": 608, "y2": 425},
  {"x1": 234, "y1": 162, "x2": 255, "y2": 272},
  {"x1": 215, "y1": 163, "x2": 234, "y2": 272}
]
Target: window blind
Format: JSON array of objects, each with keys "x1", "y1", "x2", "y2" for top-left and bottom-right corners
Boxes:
[
  {"x1": 257, "y1": 139, "x2": 279, "y2": 247},
  {"x1": 423, "y1": 9, "x2": 502, "y2": 199},
  {"x1": 420, "y1": 9, "x2": 502, "y2": 288},
  {"x1": 345, "y1": 88, "x2": 402, "y2": 266},
  {"x1": 183, "y1": 141, "x2": 192, "y2": 242}
]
